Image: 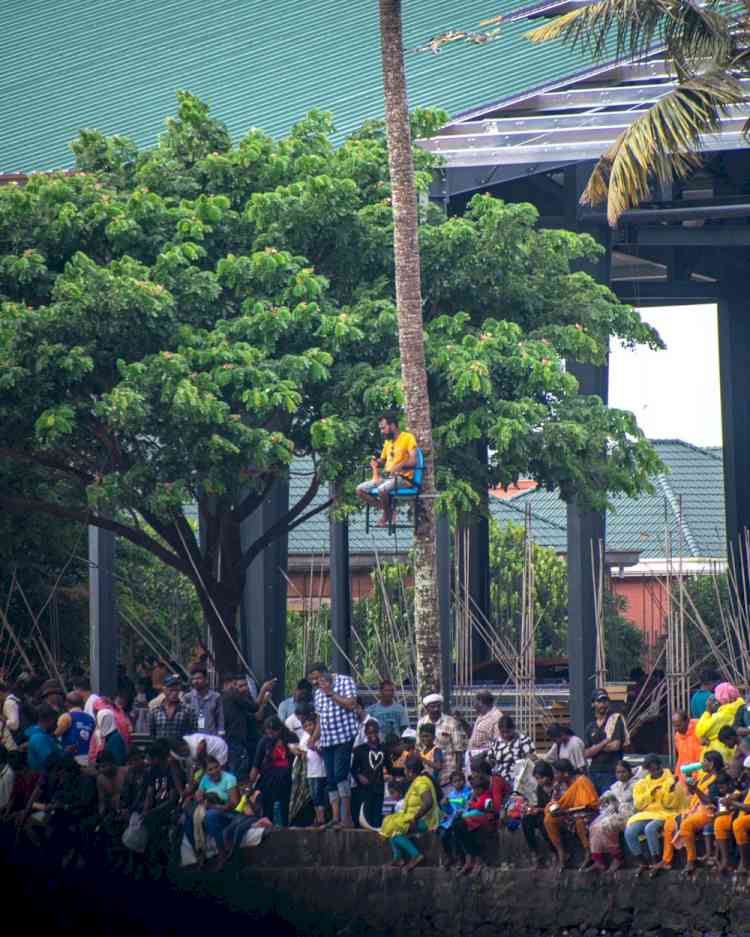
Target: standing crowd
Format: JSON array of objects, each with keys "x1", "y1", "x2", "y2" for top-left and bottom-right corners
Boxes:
[{"x1": 3, "y1": 660, "x2": 750, "y2": 878}]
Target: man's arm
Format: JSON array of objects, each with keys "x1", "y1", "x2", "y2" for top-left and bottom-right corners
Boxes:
[
  {"x1": 321, "y1": 676, "x2": 356, "y2": 712},
  {"x1": 54, "y1": 712, "x2": 72, "y2": 739},
  {"x1": 3, "y1": 698, "x2": 19, "y2": 733},
  {"x1": 216, "y1": 694, "x2": 225, "y2": 735}
]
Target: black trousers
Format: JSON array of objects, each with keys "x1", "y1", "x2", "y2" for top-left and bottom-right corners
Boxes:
[
  {"x1": 353, "y1": 786, "x2": 384, "y2": 828},
  {"x1": 261, "y1": 772, "x2": 292, "y2": 827},
  {"x1": 440, "y1": 818, "x2": 481, "y2": 858},
  {"x1": 522, "y1": 812, "x2": 549, "y2": 852}
]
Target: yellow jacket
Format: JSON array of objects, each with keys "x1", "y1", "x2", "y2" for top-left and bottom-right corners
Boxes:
[
  {"x1": 627, "y1": 770, "x2": 684, "y2": 824},
  {"x1": 696, "y1": 698, "x2": 744, "y2": 752}
]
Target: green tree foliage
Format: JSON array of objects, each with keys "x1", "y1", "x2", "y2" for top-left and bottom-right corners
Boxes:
[
  {"x1": 490, "y1": 519, "x2": 644, "y2": 678},
  {"x1": 0, "y1": 93, "x2": 663, "y2": 670}
]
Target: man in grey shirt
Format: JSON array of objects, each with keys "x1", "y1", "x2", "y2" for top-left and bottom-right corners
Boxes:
[{"x1": 185, "y1": 667, "x2": 224, "y2": 735}]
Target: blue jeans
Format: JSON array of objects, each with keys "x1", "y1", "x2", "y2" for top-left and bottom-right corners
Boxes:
[
  {"x1": 322, "y1": 739, "x2": 354, "y2": 802},
  {"x1": 183, "y1": 807, "x2": 234, "y2": 851},
  {"x1": 308, "y1": 777, "x2": 327, "y2": 808},
  {"x1": 625, "y1": 819, "x2": 664, "y2": 858}
]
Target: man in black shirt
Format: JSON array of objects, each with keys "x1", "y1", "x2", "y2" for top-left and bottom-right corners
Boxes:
[{"x1": 584, "y1": 690, "x2": 628, "y2": 794}]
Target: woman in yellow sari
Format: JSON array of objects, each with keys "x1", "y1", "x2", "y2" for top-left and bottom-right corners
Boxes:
[
  {"x1": 380, "y1": 753, "x2": 440, "y2": 871},
  {"x1": 696, "y1": 683, "x2": 744, "y2": 755}
]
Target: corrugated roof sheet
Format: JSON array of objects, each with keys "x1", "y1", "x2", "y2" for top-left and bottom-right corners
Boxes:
[
  {"x1": 287, "y1": 439, "x2": 727, "y2": 558},
  {"x1": 2, "y1": 0, "x2": 597, "y2": 172}
]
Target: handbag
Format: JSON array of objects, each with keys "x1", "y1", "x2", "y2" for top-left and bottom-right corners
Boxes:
[{"x1": 122, "y1": 811, "x2": 148, "y2": 853}]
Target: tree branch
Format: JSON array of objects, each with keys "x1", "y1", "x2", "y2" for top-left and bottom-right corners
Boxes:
[
  {"x1": 234, "y1": 476, "x2": 275, "y2": 525},
  {"x1": 0, "y1": 495, "x2": 189, "y2": 577},
  {"x1": 0, "y1": 447, "x2": 94, "y2": 485},
  {"x1": 237, "y1": 472, "x2": 323, "y2": 575}
]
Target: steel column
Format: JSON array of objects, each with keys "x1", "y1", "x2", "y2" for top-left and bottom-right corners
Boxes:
[
  {"x1": 240, "y1": 481, "x2": 289, "y2": 702},
  {"x1": 89, "y1": 526, "x2": 118, "y2": 697},
  {"x1": 566, "y1": 182, "x2": 609, "y2": 734},
  {"x1": 566, "y1": 357, "x2": 608, "y2": 737},
  {"x1": 718, "y1": 290, "x2": 750, "y2": 553},
  {"x1": 329, "y1": 488, "x2": 352, "y2": 675}
]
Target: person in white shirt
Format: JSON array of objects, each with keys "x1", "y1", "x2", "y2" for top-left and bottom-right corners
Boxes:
[
  {"x1": 543, "y1": 723, "x2": 587, "y2": 771},
  {"x1": 0, "y1": 682, "x2": 20, "y2": 751},
  {"x1": 72, "y1": 677, "x2": 101, "y2": 719},
  {"x1": 170, "y1": 733, "x2": 229, "y2": 775},
  {"x1": 284, "y1": 703, "x2": 315, "y2": 740},
  {"x1": 298, "y1": 714, "x2": 327, "y2": 827}
]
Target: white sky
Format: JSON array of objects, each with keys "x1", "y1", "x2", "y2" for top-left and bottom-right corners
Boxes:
[{"x1": 608, "y1": 304, "x2": 722, "y2": 448}]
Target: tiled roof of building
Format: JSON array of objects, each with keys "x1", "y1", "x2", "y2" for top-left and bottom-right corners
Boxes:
[
  {"x1": 287, "y1": 439, "x2": 727, "y2": 559},
  {"x1": 3, "y1": 0, "x2": 601, "y2": 173}
]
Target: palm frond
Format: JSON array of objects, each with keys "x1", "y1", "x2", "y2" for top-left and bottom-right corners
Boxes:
[
  {"x1": 663, "y1": 3, "x2": 734, "y2": 79},
  {"x1": 528, "y1": 0, "x2": 734, "y2": 71},
  {"x1": 527, "y1": 0, "x2": 670, "y2": 61},
  {"x1": 580, "y1": 72, "x2": 745, "y2": 225}
]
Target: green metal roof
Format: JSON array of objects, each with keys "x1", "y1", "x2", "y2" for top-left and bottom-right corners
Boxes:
[
  {"x1": 2, "y1": 0, "x2": 598, "y2": 173},
  {"x1": 288, "y1": 440, "x2": 727, "y2": 559}
]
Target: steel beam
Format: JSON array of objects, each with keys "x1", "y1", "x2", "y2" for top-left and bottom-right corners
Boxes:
[
  {"x1": 718, "y1": 289, "x2": 750, "y2": 553},
  {"x1": 613, "y1": 281, "x2": 720, "y2": 303},
  {"x1": 89, "y1": 526, "x2": 118, "y2": 697},
  {"x1": 241, "y1": 481, "x2": 289, "y2": 701},
  {"x1": 329, "y1": 487, "x2": 352, "y2": 675}
]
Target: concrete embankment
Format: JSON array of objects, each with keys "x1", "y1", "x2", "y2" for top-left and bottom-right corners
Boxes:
[{"x1": 174, "y1": 829, "x2": 750, "y2": 936}]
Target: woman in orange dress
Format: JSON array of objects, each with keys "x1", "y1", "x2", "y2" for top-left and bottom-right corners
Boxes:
[
  {"x1": 543, "y1": 758, "x2": 598, "y2": 869},
  {"x1": 652, "y1": 750, "x2": 723, "y2": 876}
]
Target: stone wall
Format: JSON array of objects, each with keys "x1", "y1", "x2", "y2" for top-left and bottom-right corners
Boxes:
[{"x1": 173, "y1": 830, "x2": 750, "y2": 936}]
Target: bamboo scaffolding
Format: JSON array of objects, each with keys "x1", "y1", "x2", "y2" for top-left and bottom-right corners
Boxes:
[
  {"x1": 592, "y1": 538, "x2": 607, "y2": 690},
  {"x1": 515, "y1": 506, "x2": 537, "y2": 739}
]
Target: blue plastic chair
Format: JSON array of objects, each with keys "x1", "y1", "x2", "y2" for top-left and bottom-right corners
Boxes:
[{"x1": 365, "y1": 448, "x2": 424, "y2": 534}]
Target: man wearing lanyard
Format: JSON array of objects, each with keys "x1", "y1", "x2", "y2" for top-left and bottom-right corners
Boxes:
[{"x1": 186, "y1": 667, "x2": 224, "y2": 735}]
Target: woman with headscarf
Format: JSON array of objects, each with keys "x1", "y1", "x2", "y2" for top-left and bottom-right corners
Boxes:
[
  {"x1": 696, "y1": 683, "x2": 745, "y2": 756},
  {"x1": 379, "y1": 753, "x2": 440, "y2": 871},
  {"x1": 89, "y1": 709, "x2": 127, "y2": 767}
]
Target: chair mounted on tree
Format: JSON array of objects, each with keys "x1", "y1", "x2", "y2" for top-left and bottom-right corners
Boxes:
[{"x1": 364, "y1": 448, "x2": 425, "y2": 536}]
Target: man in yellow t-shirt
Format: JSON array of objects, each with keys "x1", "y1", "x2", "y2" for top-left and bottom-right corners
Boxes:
[{"x1": 356, "y1": 411, "x2": 418, "y2": 527}]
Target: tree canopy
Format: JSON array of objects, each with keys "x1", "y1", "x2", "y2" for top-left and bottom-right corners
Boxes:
[{"x1": 0, "y1": 92, "x2": 663, "y2": 669}]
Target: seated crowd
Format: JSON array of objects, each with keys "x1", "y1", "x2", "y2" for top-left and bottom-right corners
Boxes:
[{"x1": 2, "y1": 660, "x2": 750, "y2": 879}]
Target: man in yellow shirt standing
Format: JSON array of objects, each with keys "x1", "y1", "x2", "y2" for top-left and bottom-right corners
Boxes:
[{"x1": 356, "y1": 411, "x2": 418, "y2": 527}]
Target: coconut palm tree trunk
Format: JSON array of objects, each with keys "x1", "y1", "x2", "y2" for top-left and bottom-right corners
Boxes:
[{"x1": 378, "y1": 0, "x2": 442, "y2": 696}]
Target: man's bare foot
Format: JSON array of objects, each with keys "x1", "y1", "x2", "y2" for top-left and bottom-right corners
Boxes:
[
  {"x1": 579, "y1": 856, "x2": 594, "y2": 871},
  {"x1": 404, "y1": 853, "x2": 424, "y2": 873},
  {"x1": 635, "y1": 863, "x2": 651, "y2": 877},
  {"x1": 608, "y1": 857, "x2": 624, "y2": 875},
  {"x1": 649, "y1": 862, "x2": 670, "y2": 878},
  {"x1": 470, "y1": 859, "x2": 484, "y2": 876},
  {"x1": 460, "y1": 858, "x2": 475, "y2": 876},
  {"x1": 682, "y1": 863, "x2": 696, "y2": 878}
]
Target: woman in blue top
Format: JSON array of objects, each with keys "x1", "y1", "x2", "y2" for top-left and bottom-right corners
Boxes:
[{"x1": 183, "y1": 755, "x2": 239, "y2": 865}]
